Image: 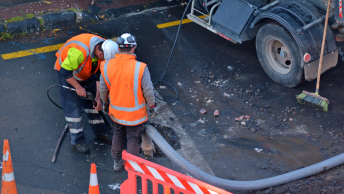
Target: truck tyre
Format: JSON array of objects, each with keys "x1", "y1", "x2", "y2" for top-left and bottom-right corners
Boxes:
[{"x1": 256, "y1": 23, "x2": 302, "y2": 87}]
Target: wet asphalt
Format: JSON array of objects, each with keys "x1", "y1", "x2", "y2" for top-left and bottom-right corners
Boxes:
[{"x1": 1, "y1": 3, "x2": 344, "y2": 194}]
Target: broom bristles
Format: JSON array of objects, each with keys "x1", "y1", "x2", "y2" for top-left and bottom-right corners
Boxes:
[{"x1": 296, "y1": 91, "x2": 328, "y2": 112}]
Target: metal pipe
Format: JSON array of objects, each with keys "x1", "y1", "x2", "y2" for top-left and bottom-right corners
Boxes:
[
  {"x1": 297, "y1": 12, "x2": 334, "y2": 34},
  {"x1": 208, "y1": 2, "x2": 221, "y2": 25},
  {"x1": 259, "y1": 0, "x2": 282, "y2": 12},
  {"x1": 145, "y1": 125, "x2": 344, "y2": 191}
]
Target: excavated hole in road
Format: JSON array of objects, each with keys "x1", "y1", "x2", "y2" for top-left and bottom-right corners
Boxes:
[{"x1": 140, "y1": 123, "x2": 181, "y2": 158}]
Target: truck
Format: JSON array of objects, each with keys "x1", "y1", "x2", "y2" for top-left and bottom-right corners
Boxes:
[{"x1": 187, "y1": 0, "x2": 342, "y2": 87}]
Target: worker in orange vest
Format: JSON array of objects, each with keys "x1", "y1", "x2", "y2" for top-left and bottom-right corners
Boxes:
[
  {"x1": 54, "y1": 33, "x2": 112, "y2": 154},
  {"x1": 99, "y1": 33, "x2": 156, "y2": 171}
]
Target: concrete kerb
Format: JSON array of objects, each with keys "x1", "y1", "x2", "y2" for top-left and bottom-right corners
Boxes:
[
  {"x1": 42, "y1": 11, "x2": 77, "y2": 31},
  {"x1": 0, "y1": 0, "x2": 187, "y2": 36},
  {"x1": 0, "y1": 9, "x2": 95, "y2": 35},
  {"x1": 0, "y1": 24, "x2": 4, "y2": 33},
  {"x1": 7, "y1": 18, "x2": 40, "y2": 34}
]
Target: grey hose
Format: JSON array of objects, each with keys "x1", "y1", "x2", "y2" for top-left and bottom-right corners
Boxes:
[{"x1": 145, "y1": 125, "x2": 344, "y2": 191}]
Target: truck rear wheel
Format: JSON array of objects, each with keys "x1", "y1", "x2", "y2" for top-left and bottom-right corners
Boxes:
[{"x1": 256, "y1": 23, "x2": 303, "y2": 87}]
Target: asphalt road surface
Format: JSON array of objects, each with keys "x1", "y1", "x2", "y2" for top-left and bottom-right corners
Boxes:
[{"x1": 1, "y1": 4, "x2": 344, "y2": 194}]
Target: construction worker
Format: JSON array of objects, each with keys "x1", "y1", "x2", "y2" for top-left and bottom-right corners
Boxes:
[
  {"x1": 99, "y1": 33, "x2": 156, "y2": 172},
  {"x1": 54, "y1": 33, "x2": 112, "y2": 154}
]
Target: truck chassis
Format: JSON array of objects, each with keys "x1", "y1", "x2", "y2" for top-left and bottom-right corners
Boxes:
[{"x1": 187, "y1": 0, "x2": 341, "y2": 87}]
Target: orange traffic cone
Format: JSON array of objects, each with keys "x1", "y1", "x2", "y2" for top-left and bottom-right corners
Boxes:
[
  {"x1": 164, "y1": 185, "x2": 171, "y2": 194},
  {"x1": 89, "y1": 163, "x2": 99, "y2": 194},
  {"x1": 1, "y1": 139, "x2": 17, "y2": 194}
]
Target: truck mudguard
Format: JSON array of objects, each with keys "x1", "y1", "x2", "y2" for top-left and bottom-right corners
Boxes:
[{"x1": 251, "y1": 1, "x2": 337, "y2": 67}]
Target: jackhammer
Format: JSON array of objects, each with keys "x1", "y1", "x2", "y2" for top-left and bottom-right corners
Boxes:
[{"x1": 47, "y1": 84, "x2": 111, "y2": 163}]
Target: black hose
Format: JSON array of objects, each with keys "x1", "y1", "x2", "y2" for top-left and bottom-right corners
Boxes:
[
  {"x1": 47, "y1": 84, "x2": 65, "y2": 110},
  {"x1": 47, "y1": 84, "x2": 94, "y2": 112},
  {"x1": 152, "y1": 0, "x2": 192, "y2": 102}
]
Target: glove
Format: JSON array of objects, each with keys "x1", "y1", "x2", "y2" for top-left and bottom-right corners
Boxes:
[
  {"x1": 149, "y1": 103, "x2": 157, "y2": 118},
  {"x1": 102, "y1": 101, "x2": 109, "y2": 114}
]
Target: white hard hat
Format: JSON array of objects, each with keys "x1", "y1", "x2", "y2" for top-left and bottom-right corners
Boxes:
[
  {"x1": 117, "y1": 33, "x2": 137, "y2": 48},
  {"x1": 102, "y1": 40, "x2": 119, "y2": 60}
]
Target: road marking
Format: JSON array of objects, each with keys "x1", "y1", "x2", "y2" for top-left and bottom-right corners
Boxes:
[
  {"x1": 150, "y1": 92, "x2": 215, "y2": 175},
  {"x1": 157, "y1": 15, "x2": 207, "y2": 29},
  {"x1": 108, "y1": 183, "x2": 121, "y2": 190},
  {"x1": 2, "y1": 14, "x2": 206, "y2": 59},
  {"x1": 1, "y1": 43, "x2": 63, "y2": 60},
  {"x1": 2, "y1": 14, "x2": 206, "y2": 60}
]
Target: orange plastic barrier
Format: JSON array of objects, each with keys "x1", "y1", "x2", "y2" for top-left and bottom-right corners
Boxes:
[
  {"x1": 121, "y1": 150, "x2": 233, "y2": 194},
  {"x1": 1, "y1": 139, "x2": 17, "y2": 194},
  {"x1": 89, "y1": 163, "x2": 100, "y2": 194}
]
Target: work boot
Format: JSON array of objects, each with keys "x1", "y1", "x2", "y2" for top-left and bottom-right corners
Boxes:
[
  {"x1": 96, "y1": 133, "x2": 112, "y2": 144},
  {"x1": 114, "y1": 159, "x2": 124, "y2": 172},
  {"x1": 74, "y1": 142, "x2": 90, "y2": 154}
]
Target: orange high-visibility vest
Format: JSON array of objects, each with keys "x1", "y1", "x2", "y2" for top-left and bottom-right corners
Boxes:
[
  {"x1": 54, "y1": 33, "x2": 104, "y2": 81},
  {"x1": 100, "y1": 54, "x2": 148, "y2": 126}
]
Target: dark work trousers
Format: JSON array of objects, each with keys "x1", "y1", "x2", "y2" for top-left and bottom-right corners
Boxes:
[
  {"x1": 57, "y1": 71, "x2": 108, "y2": 145},
  {"x1": 111, "y1": 120, "x2": 143, "y2": 160}
]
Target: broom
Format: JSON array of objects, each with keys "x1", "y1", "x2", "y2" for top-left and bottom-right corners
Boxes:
[{"x1": 296, "y1": 0, "x2": 331, "y2": 111}]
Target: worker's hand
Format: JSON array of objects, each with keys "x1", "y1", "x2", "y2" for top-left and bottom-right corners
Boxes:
[
  {"x1": 94, "y1": 96, "x2": 102, "y2": 111},
  {"x1": 102, "y1": 102, "x2": 109, "y2": 114},
  {"x1": 76, "y1": 86, "x2": 86, "y2": 97},
  {"x1": 149, "y1": 103, "x2": 157, "y2": 118}
]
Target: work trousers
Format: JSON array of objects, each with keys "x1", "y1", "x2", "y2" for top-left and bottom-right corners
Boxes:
[
  {"x1": 57, "y1": 71, "x2": 108, "y2": 145},
  {"x1": 111, "y1": 120, "x2": 144, "y2": 160}
]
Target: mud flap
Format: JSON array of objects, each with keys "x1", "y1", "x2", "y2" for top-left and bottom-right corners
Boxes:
[
  {"x1": 304, "y1": 50, "x2": 338, "y2": 81},
  {"x1": 212, "y1": 0, "x2": 255, "y2": 43}
]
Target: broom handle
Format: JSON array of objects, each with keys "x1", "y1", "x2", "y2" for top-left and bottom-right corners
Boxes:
[{"x1": 315, "y1": 0, "x2": 331, "y2": 94}]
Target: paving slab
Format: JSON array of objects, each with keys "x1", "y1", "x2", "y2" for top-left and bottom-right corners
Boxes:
[{"x1": 0, "y1": 6, "x2": 23, "y2": 20}]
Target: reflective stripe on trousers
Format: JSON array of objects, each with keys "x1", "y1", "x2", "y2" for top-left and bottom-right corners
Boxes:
[{"x1": 57, "y1": 71, "x2": 109, "y2": 145}]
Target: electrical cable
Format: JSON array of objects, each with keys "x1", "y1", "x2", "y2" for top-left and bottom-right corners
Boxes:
[
  {"x1": 47, "y1": 84, "x2": 94, "y2": 114},
  {"x1": 47, "y1": 84, "x2": 65, "y2": 110},
  {"x1": 152, "y1": 0, "x2": 192, "y2": 102}
]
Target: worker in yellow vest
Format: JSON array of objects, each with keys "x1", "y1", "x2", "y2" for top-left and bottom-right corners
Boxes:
[
  {"x1": 54, "y1": 33, "x2": 112, "y2": 154},
  {"x1": 99, "y1": 33, "x2": 156, "y2": 172}
]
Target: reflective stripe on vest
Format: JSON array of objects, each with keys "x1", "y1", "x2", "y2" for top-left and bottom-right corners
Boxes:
[
  {"x1": 104, "y1": 61, "x2": 147, "y2": 125},
  {"x1": 110, "y1": 114, "x2": 147, "y2": 126},
  {"x1": 109, "y1": 98, "x2": 146, "y2": 112},
  {"x1": 55, "y1": 40, "x2": 90, "y2": 81},
  {"x1": 105, "y1": 61, "x2": 147, "y2": 112},
  {"x1": 103, "y1": 60, "x2": 111, "y2": 86}
]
